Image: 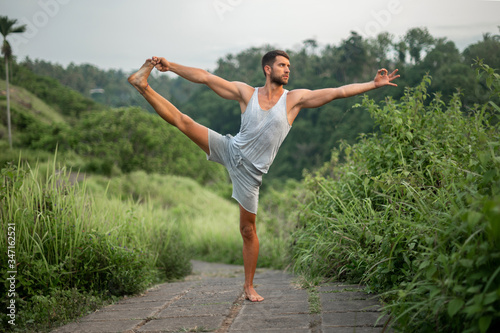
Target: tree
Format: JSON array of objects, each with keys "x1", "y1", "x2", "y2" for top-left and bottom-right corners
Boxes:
[
  {"x1": 463, "y1": 31, "x2": 500, "y2": 70},
  {"x1": 339, "y1": 31, "x2": 368, "y2": 82},
  {"x1": 404, "y1": 27, "x2": 434, "y2": 63},
  {"x1": 0, "y1": 16, "x2": 26, "y2": 149}
]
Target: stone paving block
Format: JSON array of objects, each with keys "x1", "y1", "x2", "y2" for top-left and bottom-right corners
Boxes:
[
  {"x1": 172, "y1": 294, "x2": 236, "y2": 307},
  {"x1": 240, "y1": 300, "x2": 309, "y2": 315},
  {"x1": 254, "y1": 282, "x2": 301, "y2": 290},
  {"x1": 157, "y1": 303, "x2": 232, "y2": 318},
  {"x1": 250, "y1": 289, "x2": 308, "y2": 302},
  {"x1": 320, "y1": 284, "x2": 365, "y2": 292},
  {"x1": 229, "y1": 329, "x2": 310, "y2": 333},
  {"x1": 320, "y1": 297, "x2": 381, "y2": 312},
  {"x1": 230, "y1": 313, "x2": 311, "y2": 331},
  {"x1": 182, "y1": 289, "x2": 240, "y2": 299},
  {"x1": 322, "y1": 311, "x2": 387, "y2": 327},
  {"x1": 80, "y1": 308, "x2": 157, "y2": 321},
  {"x1": 52, "y1": 319, "x2": 143, "y2": 333},
  {"x1": 120, "y1": 295, "x2": 175, "y2": 304},
  {"x1": 138, "y1": 315, "x2": 225, "y2": 332},
  {"x1": 322, "y1": 327, "x2": 386, "y2": 333},
  {"x1": 193, "y1": 280, "x2": 242, "y2": 288},
  {"x1": 190, "y1": 282, "x2": 241, "y2": 290},
  {"x1": 319, "y1": 291, "x2": 373, "y2": 301},
  {"x1": 254, "y1": 277, "x2": 294, "y2": 285},
  {"x1": 148, "y1": 281, "x2": 194, "y2": 291},
  {"x1": 103, "y1": 300, "x2": 166, "y2": 311}
]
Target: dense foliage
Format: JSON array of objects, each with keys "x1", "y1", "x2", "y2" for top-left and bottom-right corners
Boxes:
[{"x1": 291, "y1": 62, "x2": 500, "y2": 332}]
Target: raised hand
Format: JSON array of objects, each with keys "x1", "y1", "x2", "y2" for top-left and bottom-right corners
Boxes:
[
  {"x1": 151, "y1": 56, "x2": 170, "y2": 72},
  {"x1": 374, "y1": 68, "x2": 400, "y2": 87}
]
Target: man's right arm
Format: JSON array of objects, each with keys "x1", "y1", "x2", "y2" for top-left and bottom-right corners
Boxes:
[{"x1": 152, "y1": 57, "x2": 251, "y2": 103}]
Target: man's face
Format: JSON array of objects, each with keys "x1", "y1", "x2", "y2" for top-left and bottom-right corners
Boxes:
[{"x1": 269, "y1": 56, "x2": 290, "y2": 86}]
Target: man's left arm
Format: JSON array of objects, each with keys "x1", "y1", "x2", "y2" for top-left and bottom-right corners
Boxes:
[{"x1": 293, "y1": 68, "x2": 400, "y2": 110}]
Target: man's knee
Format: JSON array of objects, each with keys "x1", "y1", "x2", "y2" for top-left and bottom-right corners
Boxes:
[{"x1": 240, "y1": 224, "x2": 256, "y2": 240}]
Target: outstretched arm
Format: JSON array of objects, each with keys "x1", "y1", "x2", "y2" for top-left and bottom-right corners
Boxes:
[
  {"x1": 151, "y1": 56, "x2": 251, "y2": 102},
  {"x1": 292, "y1": 68, "x2": 400, "y2": 110}
]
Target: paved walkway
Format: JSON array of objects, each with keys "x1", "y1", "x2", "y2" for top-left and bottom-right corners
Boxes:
[{"x1": 52, "y1": 261, "x2": 391, "y2": 333}]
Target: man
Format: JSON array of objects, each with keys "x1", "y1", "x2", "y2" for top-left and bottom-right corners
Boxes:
[{"x1": 128, "y1": 50, "x2": 399, "y2": 302}]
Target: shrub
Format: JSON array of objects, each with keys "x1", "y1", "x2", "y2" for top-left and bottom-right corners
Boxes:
[{"x1": 292, "y1": 62, "x2": 500, "y2": 332}]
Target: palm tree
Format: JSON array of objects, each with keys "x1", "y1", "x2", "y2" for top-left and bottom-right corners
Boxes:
[{"x1": 0, "y1": 16, "x2": 26, "y2": 149}]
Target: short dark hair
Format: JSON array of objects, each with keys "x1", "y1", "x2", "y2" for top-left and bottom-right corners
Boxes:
[{"x1": 261, "y1": 50, "x2": 290, "y2": 77}]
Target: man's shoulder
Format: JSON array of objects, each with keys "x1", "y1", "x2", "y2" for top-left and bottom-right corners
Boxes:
[{"x1": 286, "y1": 88, "x2": 311, "y2": 101}]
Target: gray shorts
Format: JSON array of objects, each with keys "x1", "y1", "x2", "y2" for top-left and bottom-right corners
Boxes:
[{"x1": 206, "y1": 129, "x2": 263, "y2": 214}]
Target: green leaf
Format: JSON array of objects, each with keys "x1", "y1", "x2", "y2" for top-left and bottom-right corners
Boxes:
[
  {"x1": 426, "y1": 265, "x2": 437, "y2": 279},
  {"x1": 479, "y1": 316, "x2": 492, "y2": 333},
  {"x1": 467, "y1": 285, "x2": 482, "y2": 294},
  {"x1": 419, "y1": 260, "x2": 430, "y2": 270},
  {"x1": 459, "y1": 259, "x2": 474, "y2": 268},
  {"x1": 483, "y1": 291, "x2": 498, "y2": 305},
  {"x1": 447, "y1": 298, "x2": 464, "y2": 317},
  {"x1": 489, "y1": 101, "x2": 500, "y2": 112}
]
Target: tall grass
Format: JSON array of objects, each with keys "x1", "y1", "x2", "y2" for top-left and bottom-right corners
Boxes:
[
  {"x1": 291, "y1": 62, "x2": 500, "y2": 332},
  {"x1": 0, "y1": 157, "x2": 190, "y2": 331}
]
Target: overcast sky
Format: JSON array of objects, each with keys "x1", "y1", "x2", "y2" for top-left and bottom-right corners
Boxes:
[{"x1": 1, "y1": 0, "x2": 499, "y2": 73}]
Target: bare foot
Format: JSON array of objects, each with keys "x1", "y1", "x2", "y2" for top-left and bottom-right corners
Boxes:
[
  {"x1": 244, "y1": 286, "x2": 264, "y2": 302},
  {"x1": 128, "y1": 59, "x2": 154, "y2": 94}
]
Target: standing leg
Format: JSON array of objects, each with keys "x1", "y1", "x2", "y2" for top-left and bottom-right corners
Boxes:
[
  {"x1": 128, "y1": 59, "x2": 209, "y2": 154},
  {"x1": 239, "y1": 204, "x2": 264, "y2": 302}
]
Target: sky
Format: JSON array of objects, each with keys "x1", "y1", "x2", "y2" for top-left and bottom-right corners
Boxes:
[{"x1": 1, "y1": 0, "x2": 499, "y2": 74}]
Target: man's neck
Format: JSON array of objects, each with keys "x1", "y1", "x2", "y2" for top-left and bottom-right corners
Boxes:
[{"x1": 261, "y1": 81, "x2": 284, "y2": 98}]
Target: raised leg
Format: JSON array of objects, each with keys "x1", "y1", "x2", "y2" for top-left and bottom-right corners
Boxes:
[
  {"x1": 239, "y1": 204, "x2": 264, "y2": 302},
  {"x1": 128, "y1": 59, "x2": 209, "y2": 154}
]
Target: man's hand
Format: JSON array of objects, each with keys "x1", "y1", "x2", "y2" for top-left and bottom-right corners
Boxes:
[
  {"x1": 374, "y1": 68, "x2": 400, "y2": 87},
  {"x1": 151, "y1": 56, "x2": 170, "y2": 72}
]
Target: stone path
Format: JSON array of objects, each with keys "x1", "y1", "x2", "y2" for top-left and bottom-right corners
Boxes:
[{"x1": 52, "y1": 261, "x2": 392, "y2": 333}]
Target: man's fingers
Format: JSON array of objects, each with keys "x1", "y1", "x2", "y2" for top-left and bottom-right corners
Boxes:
[{"x1": 378, "y1": 68, "x2": 388, "y2": 76}]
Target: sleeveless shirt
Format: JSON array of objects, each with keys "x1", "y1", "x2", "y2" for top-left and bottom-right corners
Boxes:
[{"x1": 232, "y1": 88, "x2": 292, "y2": 174}]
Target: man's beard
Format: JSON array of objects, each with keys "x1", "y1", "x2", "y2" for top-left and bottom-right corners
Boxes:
[{"x1": 270, "y1": 72, "x2": 288, "y2": 86}]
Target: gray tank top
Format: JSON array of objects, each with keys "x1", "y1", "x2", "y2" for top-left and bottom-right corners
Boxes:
[{"x1": 232, "y1": 88, "x2": 292, "y2": 173}]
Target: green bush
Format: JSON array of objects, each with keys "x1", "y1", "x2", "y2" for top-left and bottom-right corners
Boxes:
[
  {"x1": 12, "y1": 288, "x2": 110, "y2": 332},
  {"x1": 292, "y1": 62, "x2": 500, "y2": 332}
]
